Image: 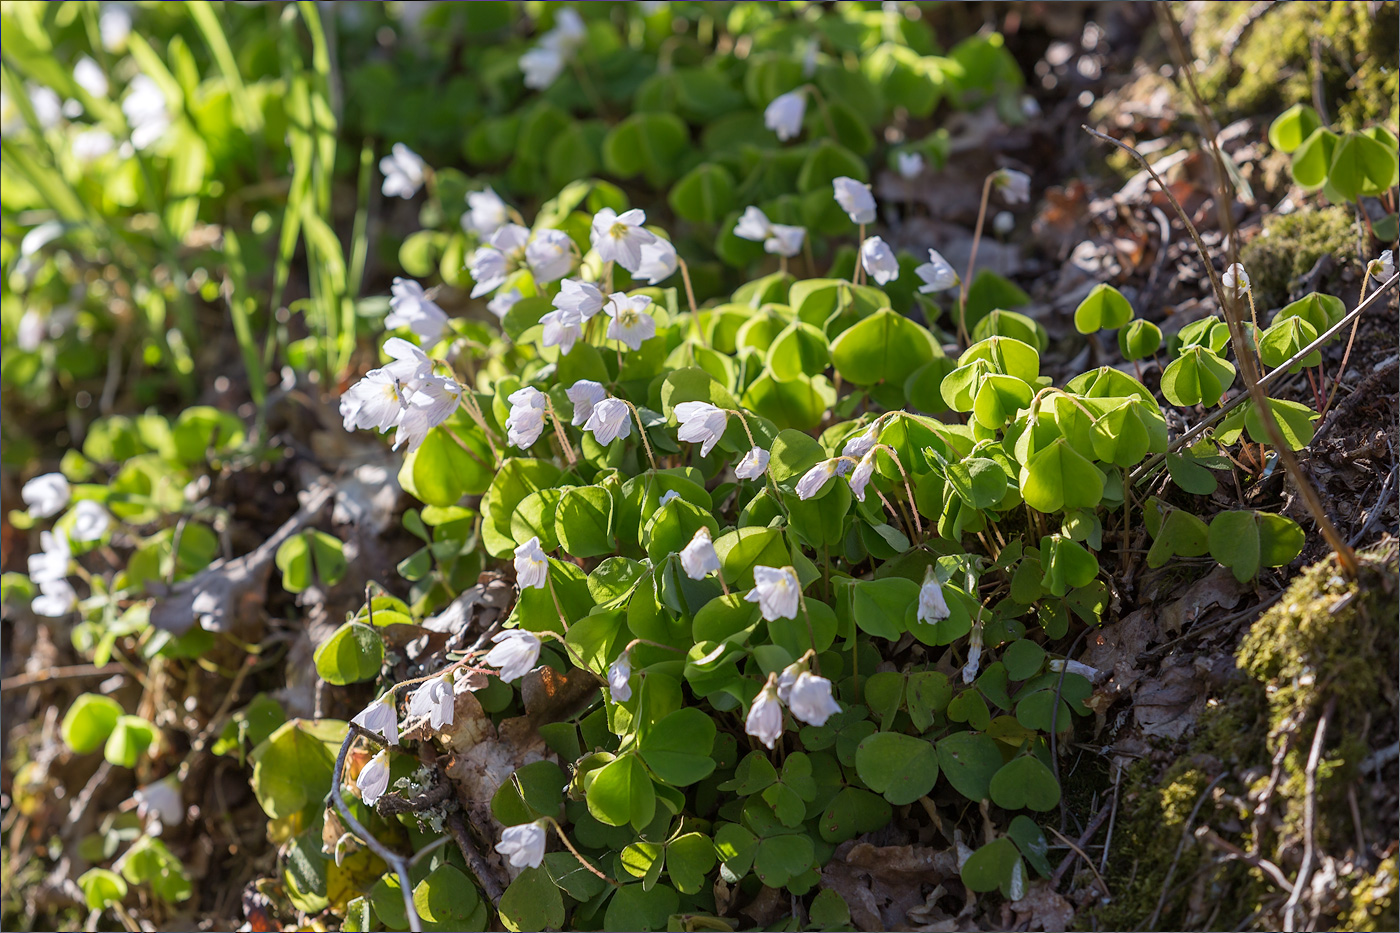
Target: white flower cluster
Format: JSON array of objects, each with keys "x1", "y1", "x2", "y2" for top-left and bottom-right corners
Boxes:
[
  {"x1": 746, "y1": 655, "x2": 843, "y2": 749},
  {"x1": 338, "y1": 335, "x2": 462, "y2": 452},
  {"x1": 21, "y1": 474, "x2": 114, "y2": 619}
]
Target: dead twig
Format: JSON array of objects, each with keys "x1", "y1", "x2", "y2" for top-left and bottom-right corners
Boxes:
[
  {"x1": 1283, "y1": 699, "x2": 1334, "y2": 932},
  {"x1": 1, "y1": 662, "x2": 124, "y2": 693},
  {"x1": 447, "y1": 811, "x2": 506, "y2": 906},
  {"x1": 1194, "y1": 824, "x2": 1294, "y2": 893},
  {"x1": 1048, "y1": 803, "x2": 1112, "y2": 892},
  {"x1": 1146, "y1": 772, "x2": 1226, "y2": 932}
]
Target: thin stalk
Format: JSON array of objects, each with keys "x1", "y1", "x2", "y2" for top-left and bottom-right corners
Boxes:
[
  {"x1": 677, "y1": 257, "x2": 699, "y2": 315},
  {"x1": 874, "y1": 444, "x2": 923, "y2": 538},
  {"x1": 621, "y1": 400, "x2": 659, "y2": 471},
  {"x1": 1320, "y1": 275, "x2": 1372, "y2": 418},
  {"x1": 958, "y1": 173, "x2": 997, "y2": 348},
  {"x1": 540, "y1": 819, "x2": 617, "y2": 886}
]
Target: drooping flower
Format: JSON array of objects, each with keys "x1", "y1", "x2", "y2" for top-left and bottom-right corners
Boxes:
[
  {"x1": 484, "y1": 630, "x2": 543, "y2": 683},
  {"x1": 860, "y1": 236, "x2": 899, "y2": 285},
  {"x1": 897, "y1": 151, "x2": 925, "y2": 178},
  {"x1": 962, "y1": 620, "x2": 984, "y2": 685},
  {"x1": 832, "y1": 176, "x2": 877, "y2": 225},
  {"x1": 787, "y1": 671, "x2": 841, "y2": 727},
  {"x1": 582, "y1": 397, "x2": 632, "y2": 446},
  {"x1": 358, "y1": 750, "x2": 391, "y2": 806},
  {"x1": 123, "y1": 75, "x2": 170, "y2": 150},
  {"x1": 22, "y1": 473, "x2": 70, "y2": 518},
  {"x1": 464, "y1": 187, "x2": 509, "y2": 237},
  {"x1": 847, "y1": 450, "x2": 877, "y2": 502},
  {"x1": 1222, "y1": 262, "x2": 1251, "y2": 299},
  {"x1": 352, "y1": 695, "x2": 400, "y2": 746},
  {"x1": 679, "y1": 527, "x2": 721, "y2": 581},
  {"x1": 70, "y1": 500, "x2": 111, "y2": 542},
  {"x1": 393, "y1": 376, "x2": 462, "y2": 452},
  {"x1": 735, "y1": 446, "x2": 770, "y2": 480},
  {"x1": 540, "y1": 308, "x2": 584, "y2": 355},
  {"x1": 554, "y1": 279, "x2": 605, "y2": 320},
  {"x1": 380, "y1": 143, "x2": 426, "y2": 199},
  {"x1": 733, "y1": 206, "x2": 772, "y2": 243},
  {"x1": 604, "y1": 292, "x2": 656, "y2": 350},
  {"x1": 795, "y1": 459, "x2": 840, "y2": 500},
  {"x1": 745, "y1": 565, "x2": 801, "y2": 622},
  {"x1": 634, "y1": 238, "x2": 678, "y2": 285},
  {"x1": 1375, "y1": 249, "x2": 1395, "y2": 281},
  {"x1": 607, "y1": 652, "x2": 633, "y2": 703},
  {"x1": 994, "y1": 168, "x2": 1031, "y2": 205},
  {"x1": 590, "y1": 208, "x2": 654, "y2": 272},
  {"x1": 917, "y1": 569, "x2": 950, "y2": 624},
  {"x1": 513, "y1": 536, "x2": 549, "y2": 590},
  {"x1": 776, "y1": 660, "x2": 802, "y2": 705},
  {"x1": 488, "y1": 288, "x2": 523, "y2": 320},
  {"x1": 386, "y1": 278, "x2": 448, "y2": 345},
  {"x1": 506, "y1": 389, "x2": 548, "y2": 449},
  {"x1": 732, "y1": 206, "x2": 806, "y2": 257},
  {"x1": 764, "y1": 90, "x2": 806, "y2": 142},
  {"x1": 526, "y1": 228, "x2": 574, "y2": 284},
  {"x1": 745, "y1": 676, "x2": 784, "y2": 749},
  {"x1": 674, "y1": 402, "x2": 728, "y2": 457},
  {"x1": 28, "y1": 530, "x2": 70, "y2": 586},
  {"x1": 915, "y1": 249, "x2": 959, "y2": 293},
  {"x1": 408, "y1": 674, "x2": 455, "y2": 730},
  {"x1": 566, "y1": 380, "x2": 607, "y2": 426},
  {"x1": 841, "y1": 425, "x2": 879, "y2": 461},
  {"x1": 495, "y1": 821, "x2": 548, "y2": 869},
  {"x1": 993, "y1": 211, "x2": 1015, "y2": 236},
  {"x1": 469, "y1": 224, "x2": 530, "y2": 298},
  {"x1": 33, "y1": 579, "x2": 77, "y2": 618}
]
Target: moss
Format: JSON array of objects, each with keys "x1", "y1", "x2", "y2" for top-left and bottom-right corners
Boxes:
[
  {"x1": 1187, "y1": 1, "x2": 1399, "y2": 128},
  {"x1": 1088, "y1": 546, "x2": 1398, "y2": 931},
  {"x1": 1238, "y1": 205, "x2": 1360, "y2": 310}
]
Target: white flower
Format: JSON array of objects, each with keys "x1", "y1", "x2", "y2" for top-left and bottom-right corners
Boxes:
[
  {"x1": 993, "y1": 211, "x2": 1015, "y2": 236},
  {"x1": 540, "y1": 308, "x2": 584, "y2": 355},
  {"x1": 860, "y1": 236, "x2": 899, "y2": 285},
  {"x1": 408, "y1": 675, "x2": 455, "y2": 730},
  {"x1": 352, "y1": 696, "x2": 399, "y2": 746},
  {"x1": 659, "y1": 489, "x2": 681, "y2": 506},
  {"x1": 1221, "y1": 262, "x2": 1251, "y2": 299},
  {"x1": 847, "y1": 450, "x2": 877, "y2": 502},
  {"x1": 358, "y1": 750, "x2": 391, "y2": 806},
  {"x1": 962, "y1": 621, "x2": 984, "y2": 685},
  {"x1": 527, "y1": 229, "x2": 574, "y2": 285},
  {"x1": 634, "y1": 238, "x2": 678, "y2": 285},
  {"x1": 1375, "y1": 250, "x2": 1395, "y2": 281},
  {"x1": 776, "y1": 661, "x2": 801, "y2": 704},
  {"x1": 386, "y1": 278, "x2": 448, "y2": 344},
  {"x1": 607, "y1": 653, "x2": 633, "y2": 702},
  {"x1": 604, "y1": 292, "x2": 656, "y2": 350},
  {"x1": 379, "y1": 142, "x2": 426, "y2": 199},
  {"x1": 506, "y1": 387, "x2": 548, "y2": 448},
  {"x1": 745, "y1": 679, "x2": 784, "y2": 749},
  {"x1": 73, "y1": 57, "x2": 108, "y2": 99},
  {"x1": 100, "y1": 6, "x2": 131, "y2": 51},
  {"x1": 735, "y1": 446, "x2": 770, "y2": 480},
  {"x1": 71, "y1": 500, "x2": 111, "y2": 542},
  {"x1": 590, "y1": 208, "x2": 654, "y2": 273},
  {"x1": 897, "y1": 151, "x2": 925, "y2": 178},
  {"x1": 915, "y1": 249, "x2": 959, "y2": 293},
  {"x1": 484, "y1": 630, "x2": 542, "y2": 683},
  {"x1": 133, "y1": 778, "x2": 183, "y2": 831},
  {"x1": 802, "y1": 37, "x2": 819, "y2": 77},
  {"x1": 917, "y1": 571, "x2": 950, "y2": 623},
  {"x1": 28, "y1": 85, "x2": 62, "y2": 130},
  {"x1": 382, "y1": 337, "x2": 434, "y2": 389},
  {"x1": 16, "y1": 310, "x2": 44, "y2": 351},
  {"x1": 841, "y1": 425, "x2": 878, "y2": 460},
  {"x1": 1047, "y1": 659, "x2": 1104, "y2": 682},
  {"x1": 832, "y1": 176, "x2": 877, "y2": 225},
  {"x1": 495, "y1": 821, "x2": 548, "y2": 869},
  {"x1": 764, "y1": 90, "x2": 806, "y2": 142},
  {"x1": 674, "y1": 401, "x2": 728, "y2": 457},
  {"x1": 72, "y1": 128, "x2": 115, "y2": 161},
  {"x1": 488, "y1": 288, "x2": 523, "y2": 320},
  {"x1": 23, "y1": 473, "x2": 70, "y2": 518},
  {"x1": 28, "y1": 531, "x2": 70, "y2": 586},
  {"x1": 679, "y1": 527, "x2": 720, "y2": 581},
  {"x1": 734, "y1": 206, "x2": 772, "y2": 243},
  {"x1": 583, "y1": 397, "x2": 632, "y2": 446},
  {"x1": 393, "y1": 377, "x2": 462, "y2": 451},
  {"x1": 341, "y1": 369, "x2": 409, "y2": 434},
  {"x1": 788, "y1": 671, "x2": 841, "y2": 727},
  {"x1": 745, "y1": 565, "x2": 801, "y2": 622},
  {"x1": 33, "y1": 579, "x2": 77, "y2": 617},
  {"x1": 520, "y1": 44, "x2": 566, "y2": 89},
  {"x1": 767, "y1": 224, "x2": 806, "y2": 258},
  {"x1": 513, "y1": 536, "x2": 549, "y2": 591},
  {"x1": 994, "y1": 168, "x2": 1031, "y2": 205},
  {"x1": 566, "y1": 380, "x2": 607, "y2": 426},
  {"x1": 795, "y1": 459, "x2": 840, "y2": 500},
  {"x1": 469, "y1": 246, "x2": 509, "y2": 298},
  {"x1": 554, "y1": 279, "x2": 605, "y2": 320},
  {"x1": 465, "y1": 187, "x2": 509, "y2": 237},
  {"x1": 123, "y1": 75, "x2": 170, "y2": 150}
]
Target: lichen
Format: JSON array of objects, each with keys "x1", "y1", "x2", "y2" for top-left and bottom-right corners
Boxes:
[
  {"x1": 1187, "y1": 1, "x2": 1399, "y2": 129},
  {"x1": 1238, "y1": 205, "x2": 1361, "y2": 311},
  {"x1": 1089, "y1": 545, "x2": 1398, "y2": 931}
]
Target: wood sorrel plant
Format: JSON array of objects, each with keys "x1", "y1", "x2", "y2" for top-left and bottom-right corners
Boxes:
[{"x1": 311, "y1": 171, "x2": 1330, "y2": 931}]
